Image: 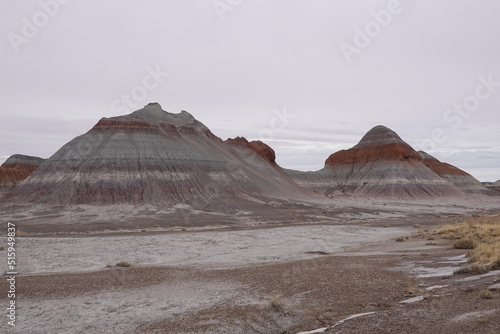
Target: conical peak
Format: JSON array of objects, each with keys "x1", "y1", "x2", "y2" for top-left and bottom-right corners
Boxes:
[{"x1": 354, "y1": 125, "x2": 408, "y2": 149}]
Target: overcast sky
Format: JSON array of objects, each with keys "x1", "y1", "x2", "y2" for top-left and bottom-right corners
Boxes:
[{"x1": 1, "y1": 0, "x2": 499, "y2": 181}]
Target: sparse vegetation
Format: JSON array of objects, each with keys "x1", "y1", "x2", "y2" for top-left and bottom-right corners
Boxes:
[
  {"x1": 436, "y1": 215, "x2": 499, "y2": 273},
  {"x1": 479, "y1": 290, "x2": 494, "y2": 299},
  {"x1": 116, "y1": 261, "x2": 131, "y2": 267},
  {"x1": 453, "y1": 239, "x2": 476, "y2": 249},
  {"x1": 404, "y1": 276, "x2": 417, "y2": 295},
  {"x1": 269, "y1": 295, "x2": 286, "y2": 312},
  {"x1": 15, "y1": 230, "x2": 27, "y2": 237},
  {"x1": 454, "y1": 264, "x2": 489, "y2": 275},
  {"x1": 405, "y1": 285, "x2": 416, "y2": 295},
  {"x1": 395, "y1": 236, "x2": 406, "y2": 242}
]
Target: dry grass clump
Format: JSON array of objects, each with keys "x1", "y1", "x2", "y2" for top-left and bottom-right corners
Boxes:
[
  {"x1": 116, "y1": 261, "x2": 131, "y2": 267},
  {"x1": 15, "y1": 230, "x2": 27, "y2": 237},
  {"x1": 436, "y1": 215, "x2": 499, "y2": 270},
  {"x1": 438, "y1": 215, "x2": 499, "y2": 274},
  {"x1": 454, "y1": 264, "x2": 489, "y2": 275},
  {"x1": 479, "y1": 290, "x2": 494, "y2": 299},
  {"x1": 269, "y1": 295, "x2": 286, "y2": 312},
  {"x1": 453, "y1": 239, "x2": 476, "y2": 249}
]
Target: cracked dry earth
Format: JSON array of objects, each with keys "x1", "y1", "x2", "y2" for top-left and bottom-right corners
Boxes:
[{"x1": 1, "y1": 218, "x2": 499, "y2": 333}]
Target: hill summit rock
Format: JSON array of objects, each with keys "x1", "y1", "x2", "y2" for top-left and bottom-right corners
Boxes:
[{"x1": 4, "y1": 103, "x2": 309, "y2": 204}]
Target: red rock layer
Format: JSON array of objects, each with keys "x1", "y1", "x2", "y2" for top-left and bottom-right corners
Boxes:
[
  {"x1": 418, "y1": 151, "x2": 497, "y2": 195},
  {"x1": 225, "y1": 137, "x2": 276, "y2": 164},
  {"x1": 0, "y1": 155, "x2": 45, "y2": 196},
  {"x1": 326, "y1": 143, "x2": 421, "y2": 166},
  {"x1": 418, "y1": 151, "x2": 470, "y2": 176}
]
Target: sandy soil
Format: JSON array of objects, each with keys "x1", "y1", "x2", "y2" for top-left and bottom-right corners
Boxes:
[{"x1": 0, "y1": 198, "x2": 499, "y2": 333}]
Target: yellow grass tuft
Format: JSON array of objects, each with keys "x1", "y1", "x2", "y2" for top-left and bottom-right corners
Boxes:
[
  {"x1": 437, "y1": 215, "x2": 500, "y2": 270},
  {"x1": 116, "y1": 261, "x2": 131, "y2": 267},
  {"x1": 269, "y1": 295, "x2": 286, "y2": 312}
]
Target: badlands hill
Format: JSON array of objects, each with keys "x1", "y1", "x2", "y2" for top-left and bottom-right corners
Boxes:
[
  {"x1": 418, "y1": 151, "x2": 496, "y2": 195},
  {"x1": 3, "y1": 107, "x2": 496, "y2": 204},
  {"x1": 286, "y1": 126, "x2": 469, "y2": 199},
  {"x1": 0, "y1": 154, "x2": 44, "y2": 197},
  {"x1": 3, "y1": 103, "x2": 310, "y2": 204}
]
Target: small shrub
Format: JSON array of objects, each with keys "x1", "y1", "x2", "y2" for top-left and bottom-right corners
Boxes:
[
  {"x1": 395, "y1": 236, "x2": 406, "y2": 242},
  {"x1": 479, "y1": 290, "x2": 493, "y2": 299},
  {"x1": 454, "y1": 264, "x2": 488, "y2": 275},
  {"x1": 15, "y1": 230, "x2": 27, "y2": 237},
  {"x1": 269, "y1": 296, "x2": 285, "y2": 312},
  {"x1": 453, "y1": 239, "x2": 476, "y2": 249},
  {"x1": 116, "y1": 261, "x2": 131, "y2": 267},
  {"x1": 0, "y1": 246, "x2": 4, "y2": 250}
]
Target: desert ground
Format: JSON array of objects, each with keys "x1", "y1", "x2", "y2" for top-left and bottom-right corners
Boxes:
[{"x1": 1, "y1": 197, "x2": 499, "y2": 333}]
